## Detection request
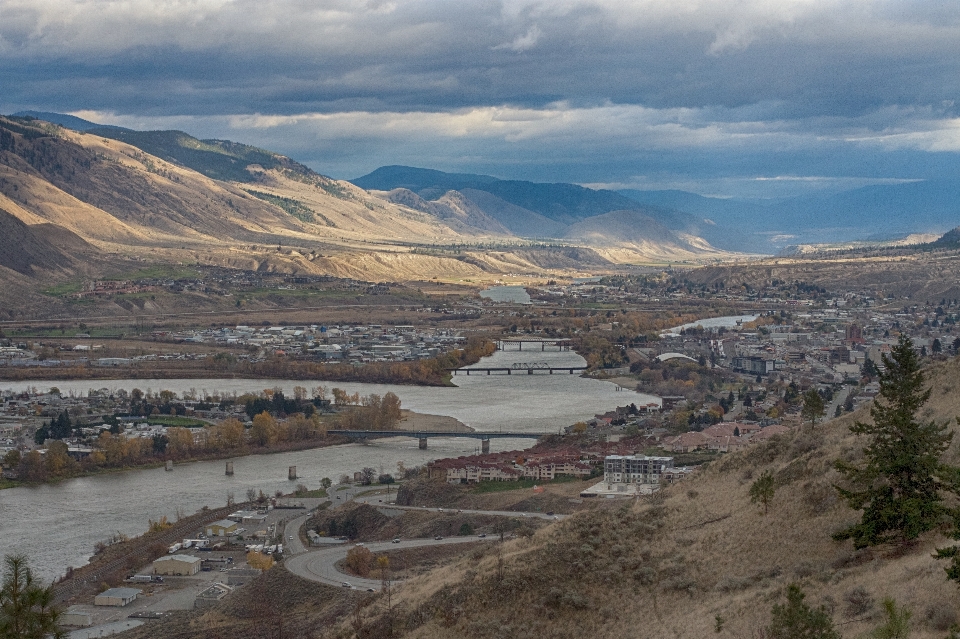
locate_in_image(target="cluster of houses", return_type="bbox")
[653,304,960,388]
[0,322,467,369]
[427,449,593,484]
[662,421,792,454]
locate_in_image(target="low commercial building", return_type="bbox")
[95,587,141,607]
[206,519,238,537]
[152,554,202,576]
[61,608,93,627]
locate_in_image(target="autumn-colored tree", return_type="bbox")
[148,516,172,533]
[17,450,46,482]
[250,412,278,447]
[331,388,349,407]
[246,551,274,571]
[378,392,402,429]
[210,418,246,449]
[44,441,73,478]
[2,449,21,470]
[345,546,373,577]
[165,428,194,459]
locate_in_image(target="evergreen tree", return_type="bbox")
[834,335,957,548]
[0,554,64,639]
[863,356,879,378]
[768,584,840,639]
[33,425,48,446]
[750,470,777,514]
[802,388,826,426]
[49,412,71,440]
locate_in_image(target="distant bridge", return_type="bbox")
[496,338,575,351]
[328,429,548,453]
[449,362,587,375]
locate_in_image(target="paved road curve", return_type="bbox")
[285,537,488,591]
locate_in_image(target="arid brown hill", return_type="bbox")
[332,354,960,639]
[0,207,79,275]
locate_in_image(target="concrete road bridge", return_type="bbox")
[496,338,575,351]
[327,429,547,453]
[449,362,587,375]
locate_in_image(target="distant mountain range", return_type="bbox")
[352,165,731,253]
[13,111,960,256]
[354,166,960,253]
[619,182,960,251]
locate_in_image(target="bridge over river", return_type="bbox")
[449,361,587,375]
[328,429,548,453]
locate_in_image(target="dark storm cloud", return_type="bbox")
[3,0,960,195]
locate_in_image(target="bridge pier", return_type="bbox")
[289,466,297,480]
[528,368,533,375]
[419,437,428,450]
[225,462,233,476]
[481,439,490,454]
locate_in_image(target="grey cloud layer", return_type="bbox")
[5,0,960,114]
[3,0,960,193]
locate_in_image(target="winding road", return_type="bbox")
[285,536,488,591]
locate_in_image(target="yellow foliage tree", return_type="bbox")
[246,551,274,571]
[345,546,373,577]
[148,515,173,533]
[250,411,278,447]
[166,427,194,459]
[216,418,246,449]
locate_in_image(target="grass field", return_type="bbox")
[469,475,579,494]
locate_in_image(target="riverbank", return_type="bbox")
[0,433,351,490]
[0,339,498,387]
[1,410,471,490]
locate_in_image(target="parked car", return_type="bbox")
[341,582,352,588]
[392,538,401,544]
[434,536,443,540]
[546,511,554,516]
[477,533,487,538]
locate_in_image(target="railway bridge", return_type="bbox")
[328,429,547,454]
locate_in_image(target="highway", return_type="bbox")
[284,536,489,591]
[282,487,567,589]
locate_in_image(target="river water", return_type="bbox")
[661,314,760,335]
[478,286,531,304]
[1,349,657,583]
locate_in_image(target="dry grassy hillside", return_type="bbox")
[330,356,960,639]
[688,252,960,303]
[0,115,741,295]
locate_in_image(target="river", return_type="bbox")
[1,349,658,582]
[2,350,657,433]
[661,314,760,335]
[478,286,531,304]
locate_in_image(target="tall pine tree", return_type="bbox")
[833,335,958,548]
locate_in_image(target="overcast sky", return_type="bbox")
[3,0,960,198]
